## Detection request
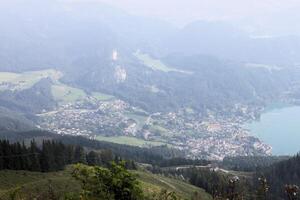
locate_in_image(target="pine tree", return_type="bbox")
[87,151,101,166]
[29,140,41,171]
[14,142,23,170]
[40,140,55,172]
[285,185,299,200]
[0,141,3,170]
[256,177,269,200]
[3,140,12,169]
[74,145,86,164]
[65,145,75,164]
[53,141,66,170]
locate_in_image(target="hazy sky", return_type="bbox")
[93,0,295,21]
[68,0,300,36]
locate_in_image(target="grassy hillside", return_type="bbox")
[0,168,80,200]
[0,69,114,104]
[134,51,192,74]
[0,167,212,200]
[0,70,61,91]
[135,170,212,200]
[92,92,114,101]
[96,135,167,147]
[51,83,86,103]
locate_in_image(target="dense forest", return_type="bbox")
[0,139,117,172]
[146,154,300,200]
[0,130,211,168]
[257,154,300,199]
[222,156,290,172]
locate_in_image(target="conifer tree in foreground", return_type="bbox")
[256,177,269,200]
[285,185,299,200]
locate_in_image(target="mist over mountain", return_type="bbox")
[1,0,300,70]
[0,0,299,113]
[0,0,300,160]
[1,1,300,199]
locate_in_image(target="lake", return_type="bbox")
[244,105,300,155]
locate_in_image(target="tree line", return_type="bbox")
[0,130,212,169]
[222,156,289,172]
[0,139,117,172]
[255,154,300,199]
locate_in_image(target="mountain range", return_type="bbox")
[0,0,300,159]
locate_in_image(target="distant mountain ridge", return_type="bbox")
[0,0,299,114]
[0,0,299,160]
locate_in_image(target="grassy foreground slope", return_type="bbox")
[0,168,80,200]
[0,167,212,200]
[135,171,212,200]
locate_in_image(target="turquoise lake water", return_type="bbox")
[245,106,300,155]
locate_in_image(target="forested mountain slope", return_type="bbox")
[0,0,300,113]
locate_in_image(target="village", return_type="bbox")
[36,97,271,160]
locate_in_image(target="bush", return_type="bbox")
[72,162,144,200]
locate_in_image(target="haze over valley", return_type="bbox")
[1,0,300,160]
[2,1,300,199]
